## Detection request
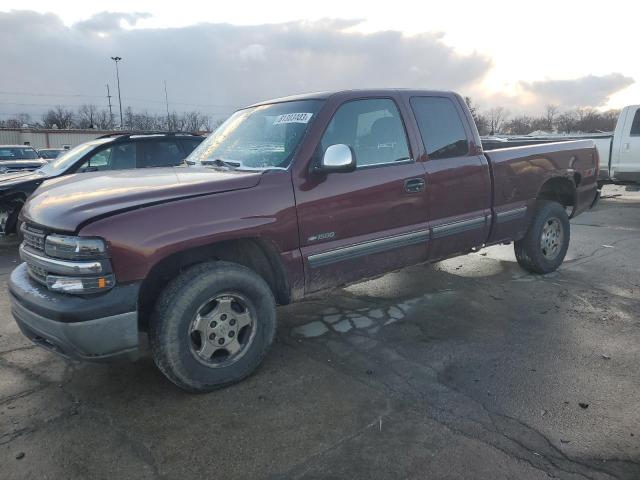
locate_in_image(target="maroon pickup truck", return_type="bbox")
[9,89,599,392]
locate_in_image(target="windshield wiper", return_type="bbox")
[200,158,242,169]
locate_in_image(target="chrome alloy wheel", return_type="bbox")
[540,217,563,260]
[188,294,256,366]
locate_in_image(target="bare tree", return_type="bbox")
[503,115,534,135]
[0,113,32,128]
[42,106,74,129]
[600,110,620,132]
[464,96,489,135]
[556,111,577,133]
[182,111,209,132]
[77,104,99,129]
[488,107,508,135]
[544,105,558,132]
[94,110,115,130]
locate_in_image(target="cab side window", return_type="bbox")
[79,144,136,172]
[138,140,183,168]
[180,138,204,156]
[630,108,640,136]
[410,97,470,159]
[321,99,410,167]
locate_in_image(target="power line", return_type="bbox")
[0,101,232,115]
[0,90,240,108]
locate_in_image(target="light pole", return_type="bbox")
[110,56,123,129]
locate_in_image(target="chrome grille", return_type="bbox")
[21,225,45,253]
[27,264,47,285]
[21,224,48,284]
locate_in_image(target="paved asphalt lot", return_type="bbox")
[0,186,639,480]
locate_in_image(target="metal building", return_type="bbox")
[0,128,117,149]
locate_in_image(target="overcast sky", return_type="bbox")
[0,1,637,122]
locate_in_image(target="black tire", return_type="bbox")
[514,200,570,274]
[16,220,24,242]
[0,200,24,237]
[149,261,276,392]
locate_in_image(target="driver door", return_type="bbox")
[293,97,429,293]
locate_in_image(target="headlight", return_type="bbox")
[45,235,107,260]
[46,274,115,294]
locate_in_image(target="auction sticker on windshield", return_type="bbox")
[273,113,313,124]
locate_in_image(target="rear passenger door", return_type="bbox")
[294,97,429,293]
[409,96,492,260]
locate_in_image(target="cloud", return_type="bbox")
[0,11,491,120]
[74,11,151,34]
[238,44,267,63]
[1,11,633,121]
[520,73,634,108]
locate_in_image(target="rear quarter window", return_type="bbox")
[410,97,470,159]
[180,138,205,155]
[630,108,640,136]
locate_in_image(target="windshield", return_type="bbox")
[39,149,63,159]
[0,147,38,160]
[188,100,324,170]
[38,138,111,175]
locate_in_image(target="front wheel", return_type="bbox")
[149,261,276,392]
[0,200,24,237]
[514,200,570,274]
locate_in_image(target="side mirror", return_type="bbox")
[316,144,356,173]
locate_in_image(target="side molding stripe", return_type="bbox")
[496,206,527,224]
[431,216,487,239]
[308,230,429,268]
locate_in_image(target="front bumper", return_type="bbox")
[9,263,141,362]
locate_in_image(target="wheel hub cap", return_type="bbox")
[540,217,563,260]
[188,294,255,366]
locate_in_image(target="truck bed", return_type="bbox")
[483,139,599,243]
[483,134,612,180]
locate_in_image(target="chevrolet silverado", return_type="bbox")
[9,89,600,392]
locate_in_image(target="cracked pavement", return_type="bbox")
[1,185,639,479]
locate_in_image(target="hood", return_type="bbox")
[0,170,47,187]
[0,159,47,171]
[22,166,264,232]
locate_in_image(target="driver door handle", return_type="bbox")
[404,177,426,193]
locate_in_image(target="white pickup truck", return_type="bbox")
[482,105,640,185]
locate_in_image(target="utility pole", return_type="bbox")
[110,56,124,129]
[164,80,170,131]
[106,84,114,128]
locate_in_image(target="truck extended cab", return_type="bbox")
[9,90,599,392]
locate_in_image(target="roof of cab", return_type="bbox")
[248,89,458,108]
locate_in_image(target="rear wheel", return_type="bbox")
[514,200,570,274]
[149,261,276,392]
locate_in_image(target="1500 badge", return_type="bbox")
[308,232,336,242]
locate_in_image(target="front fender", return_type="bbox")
[77,172,299,283]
